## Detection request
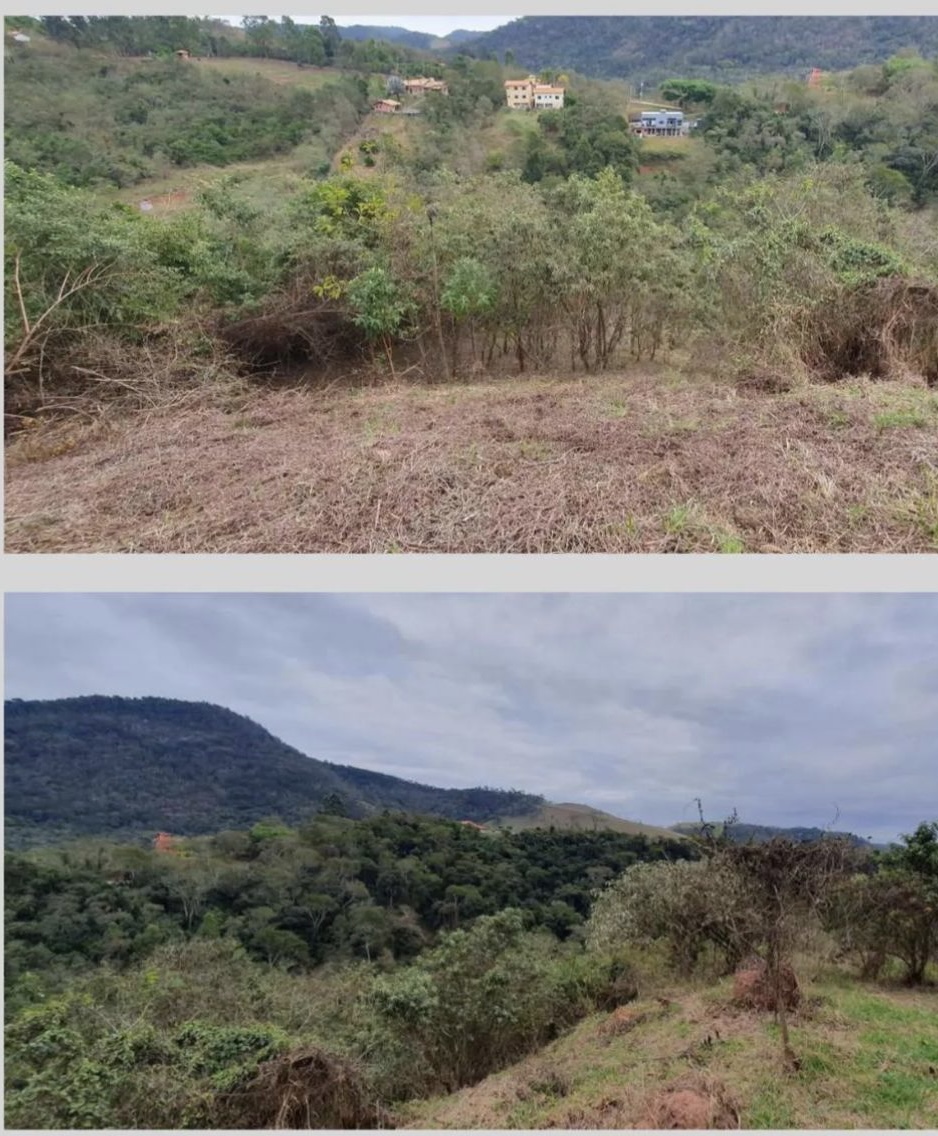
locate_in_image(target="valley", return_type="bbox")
[5,694,936,1129]
[4,623,937,1129]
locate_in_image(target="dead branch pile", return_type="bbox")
[5,325,243,428]
[219,287,365,369]
[803,277,938,384]
[215,1045,389,1130]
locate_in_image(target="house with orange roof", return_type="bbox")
[505,75,565,111]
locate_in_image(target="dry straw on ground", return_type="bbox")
[7,369,938,552]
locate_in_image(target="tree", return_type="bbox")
[659,78,719,109]
[440,257,497,374]
[319,15,341,61]
[347,265,414,376]
[714,835,859,1070]
[588,857,758,973]
[241,16,274,58]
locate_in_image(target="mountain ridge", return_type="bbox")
[454,17,938,83]
[3,695,545,847]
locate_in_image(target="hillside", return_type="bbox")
[339,24,476,50]
[3,35,370,189]
[3,696,544,846]
[496,802,688,842]
[399,976,938,1129]
[671,821,877,848]
[460,16,938,82]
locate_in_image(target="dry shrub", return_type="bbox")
[215,1045,388,1130]
[640,1075,740,1130]
[525,1062,572,1098]
[803,277,938,384]
[219,279,366,371]
[731,955,800,1013]
[599,1006,649,1039]
[5,324,244,428]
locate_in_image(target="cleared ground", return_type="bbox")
[188,55,339,91]
[397,971,938,1129]
[6,370,938,552]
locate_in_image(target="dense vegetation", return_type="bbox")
[461,17,938,84]
[589,821,938,990]
[4,815,680,1127]
[4,697,543,847]
[4,36,370,188]
[14,15,444,73]
[5,810,935,1128]
[4,814,691,987]
[7,24,938,422]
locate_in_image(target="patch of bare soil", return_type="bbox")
[732,957,801,1013]
[639,1076,740,1130]
[6,371,938,552]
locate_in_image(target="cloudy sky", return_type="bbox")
[6,593,936,844]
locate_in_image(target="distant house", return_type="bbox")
[373,98,400,114]
[505,75,565,111]
[9,32,31,43]
[807,67,824,88]
[403,76,448,95]
[460,820,486,831]
[533,84,564,110]
[505,76,535,109]
[630,109,686,137]
[174,48,191,59]
[153,831,176,853]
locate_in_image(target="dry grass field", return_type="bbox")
[7,369,938,553]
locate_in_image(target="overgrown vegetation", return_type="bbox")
[5,19,938,551]
[589,819,938,1081]
[6,811,935,1128]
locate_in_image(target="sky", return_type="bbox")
[6,593,936,845]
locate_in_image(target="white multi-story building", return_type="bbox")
[533,84,564,109]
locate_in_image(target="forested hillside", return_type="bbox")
[671,821,876,847]
[4,696,543,846]
[339,24,476,50]
[6,816,936,1129]
[5,814,693,984]
[461,17,938,83]
[4,27,372,188]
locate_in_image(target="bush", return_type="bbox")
[824,822,938,983]
[367,909,615,1096]
[588,858,761,974]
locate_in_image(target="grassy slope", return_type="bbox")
[8,371,938,553]
[398,969,938,1129]
[192,56,339,90]
[494,803,688,842]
